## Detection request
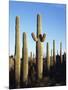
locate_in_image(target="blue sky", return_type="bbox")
[9,1,66,57]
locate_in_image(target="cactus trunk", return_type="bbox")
[15,16,20,88]
[46,42,50,70]
[53,40,56,65]
[22,32,28,83]
[36,15,43,79]
[51,49,53,66]
[36,40,43,79]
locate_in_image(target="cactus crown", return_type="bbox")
[60,42,62,49]
[16,16,19,25]
[53,40,55,50]
[31,14,46,42]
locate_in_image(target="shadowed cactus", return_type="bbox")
[30,52,33,61]
[31,14,46,80]
[51,49,53,66]
[33,53,35,59]
[46,42,50,70]
[39,34,46,42]
[15,16,20,88]
[53,40,56,65]
[22,32,28,83]
[60,42,62,64]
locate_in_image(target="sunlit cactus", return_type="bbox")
[60,42,62,64]
[31,14,46,80]
[15,16,20,88]
[46,42,50,70]
[22,32,28,83]
[53,40,56,65]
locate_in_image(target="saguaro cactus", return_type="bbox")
[46,42,50,70]
[53,40,56,65]
[30,52,32,61]
[15,16,20,87]
[31,14,46,80]
[22,32,28,83]
[50,49,53,66]
[60,42,62,64]
[33,53,35,60]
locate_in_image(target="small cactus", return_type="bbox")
[31,14,46,80]
[51,49,53,66]
[30,52,33,61]
[60,42,62,64]
[15,16,20,88]
[33,53,35,59]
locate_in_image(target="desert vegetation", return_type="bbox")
[9,14,66,89]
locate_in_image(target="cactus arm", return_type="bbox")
[42,33,46,42]
[39,33,46,42]
[31,32,38,42]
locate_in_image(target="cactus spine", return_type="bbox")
[31,14,46,80]
[60,42,62,64]
[22,32,28,83]
[46,42,50,70]
[15,16,20,87]
[53,40,56,65]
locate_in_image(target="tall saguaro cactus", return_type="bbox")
[53,40,56,65]
[15,16,20,88]
[31,14,46,80]
[60,42,62,64]
[46,42,50,70]
[22,32,28,83]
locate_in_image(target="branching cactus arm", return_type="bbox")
[39,33,46,42]
[31,32,38,42]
